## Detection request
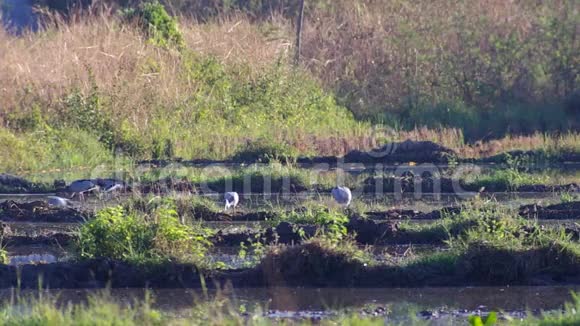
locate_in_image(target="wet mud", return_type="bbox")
[0,200,87,222]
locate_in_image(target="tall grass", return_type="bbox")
[0,8,369,172]
[0,2,578,173]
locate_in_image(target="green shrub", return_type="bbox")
[283,206,349,243]
[122,1,184,49]
[77,205,213,263]
[63,86,115,149]
[77,206,155,261]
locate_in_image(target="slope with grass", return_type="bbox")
[2,1,579,174]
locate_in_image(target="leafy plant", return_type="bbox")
[77,206,154,260]
[469,312,497,326]
[560,191,577,203]
[237,232,268,267]
[284,206,349,243]
[77,205,213,264]
[121,1,184,49]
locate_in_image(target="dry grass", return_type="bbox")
[458,132,580,158]
[0,12,292,126]
[180,14,292,67]
[301,0,576,120]
[0,2,577,172]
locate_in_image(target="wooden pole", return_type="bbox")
[294,0,305,66]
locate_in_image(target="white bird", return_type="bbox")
[104,183,124,193]
[68,179,100,201]
[331,186,352,208]
[47,196,72,208]
[95,178,124,190]
[224,192,239,212]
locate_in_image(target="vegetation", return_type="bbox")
[278,206,350,242]
[466,169,550,192]
[1,1,579,172]
[1,0,579,323]
[120,0,185,49]
[2,289,580,325]
[77,204,214,264]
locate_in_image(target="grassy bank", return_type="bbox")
[1,2,579,173]
[0,4,368,173]
[30,1,580,137]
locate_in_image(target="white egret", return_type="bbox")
[331,186,352,208]
[95,178,124,190]
[47,196,72,208]
[224,192,239,212]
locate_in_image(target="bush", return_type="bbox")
[282,206,349,243]
[77,205,213,263]
[77,206,155,261]
[121,1,184,49]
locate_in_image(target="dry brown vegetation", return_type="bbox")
[0,1,578,172]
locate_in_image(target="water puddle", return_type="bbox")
[8,254,58,266]
[5,245,68,266]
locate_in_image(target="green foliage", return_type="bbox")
[0,247,7,265]
[63,86,114,149]
[238,233,268,267]
[467,156,550,191]
[469,312,497,326]
[283,206,349,243]
[77,205,213,263]
[232,138,299,163]
[0,126,120,173]
[122,1,184,49]
[77,206,155,260]
[559,191,578,203]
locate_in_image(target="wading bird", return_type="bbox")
[224,191,239,212]
[95,178,125,191]
[47,196,72,208]
[331,186,352,208]
[68,179,99,201]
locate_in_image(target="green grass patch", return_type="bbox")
[77,204,214,265]
[202,165,312,193]
[465,169,550,192]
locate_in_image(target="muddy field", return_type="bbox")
[0,161,579,320]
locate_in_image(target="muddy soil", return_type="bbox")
[0,223,76,247]
[520,201,580,220]
[363,175,579,194]
[139,143,580,167]
[1,246,579,289]
[0,200,87,222]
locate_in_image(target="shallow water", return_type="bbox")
[1,286,578,320]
